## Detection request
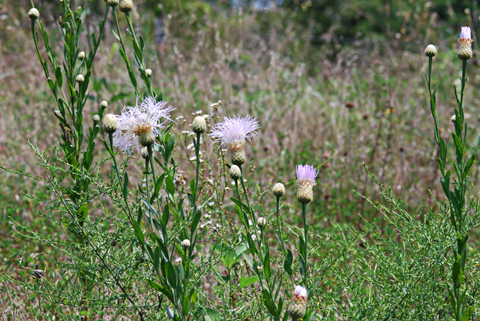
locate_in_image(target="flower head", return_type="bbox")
[288,285,307,319]
[209,115,260,165]
[272,183,285,198]
[458,26,473,60]
[28,8,40,20]
[114,96,174,153]
[296,164,318,203]
[424,44,437,57]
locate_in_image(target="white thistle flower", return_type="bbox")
[114,97,174,153]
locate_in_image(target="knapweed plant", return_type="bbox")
[425,27,478,320]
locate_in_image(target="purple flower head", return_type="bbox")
[296,164,318,183]
[209,115,260,149]
[114,96,174,153]
[460,26,471,40]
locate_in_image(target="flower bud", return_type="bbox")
[229,165,241,180]
[230,140,246,165]
[288,286,307,320]
[141,147,149,160]
[256,217,266,227]
[103,114,118,133]
[107,0,119,6]
[181,239,191,247]
[424,44,437,57]
[451,114,456,123]
[28,8,40,20]
[92,114,100,123]
[76,74,85,83]
[145,69,152,77]
[119,0,133,12]
[78,51,85,60]
[272,183,285,198]
[192,116,207,134]
[100,100,108,109]
[139,132,155,147]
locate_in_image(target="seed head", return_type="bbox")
[145,69,152,77]
[424,44,437,57]
[103,114,118,133]
[93,114,100,123]
[28,8,40,20]
[192,116,207,134]
[181,239,191,247]
[119,0,133,12]
[256,217,266,227]
[107,0,119,6]
[78,51,85,60]
[296,164,318,204]
[229,165,241,180]
[76,74,85,83]
[458,26,473,60]
[288,285,307,320]
[272,183,285,198]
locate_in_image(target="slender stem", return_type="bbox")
[276,196,294,287]
[195,132,201,207]
[147,144,161,212]
[145,157,149,201]
[302,202,308,287]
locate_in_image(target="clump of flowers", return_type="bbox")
[288,285,308,320]
[458,26,473,60]
[114,96,174,153]
[209,115,260,165]
[296,164,318,204]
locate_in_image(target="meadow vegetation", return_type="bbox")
[2,0,480,320]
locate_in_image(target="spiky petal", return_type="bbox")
[114,96,174,153]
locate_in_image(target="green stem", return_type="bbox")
[194,132,201,207]
[302,202,308,287]
[145,157,149,201]
[276,196,294,287]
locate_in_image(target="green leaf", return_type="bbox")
[165,175,175,195]
[190,210,201,237]
[123,172,129,200]
[262,289,279,319]
[55,66,62,88]
[264,250,271,282]
[239,275,258,288]
[460,305,475,321]
[132,220,145,245]
[284,250,293,276]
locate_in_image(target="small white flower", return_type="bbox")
[195,110,203,115]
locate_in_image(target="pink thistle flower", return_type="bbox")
[209,115,260,165]
[296,164,318,203]
[288,285,308,319]
[458,26,473,60]
[113,97,174,153]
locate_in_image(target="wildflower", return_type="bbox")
[229,165,242,180]
[181,239,191,247]
[192,116,207,134]
[92,114,100,123]
[145,69,152,77]
[28,8,40,20]
[296,164,318,204]
[78,51,85,60]
[103,114,118,133]
[209,115,260,165]
[424,44,437,57]
[256,217,266,227]
[458,26,473,60]
[272,183,285,198]
[114,97,174,153]
[288,285,308,319]
[119,0,133,12]
[76,74,85,83]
